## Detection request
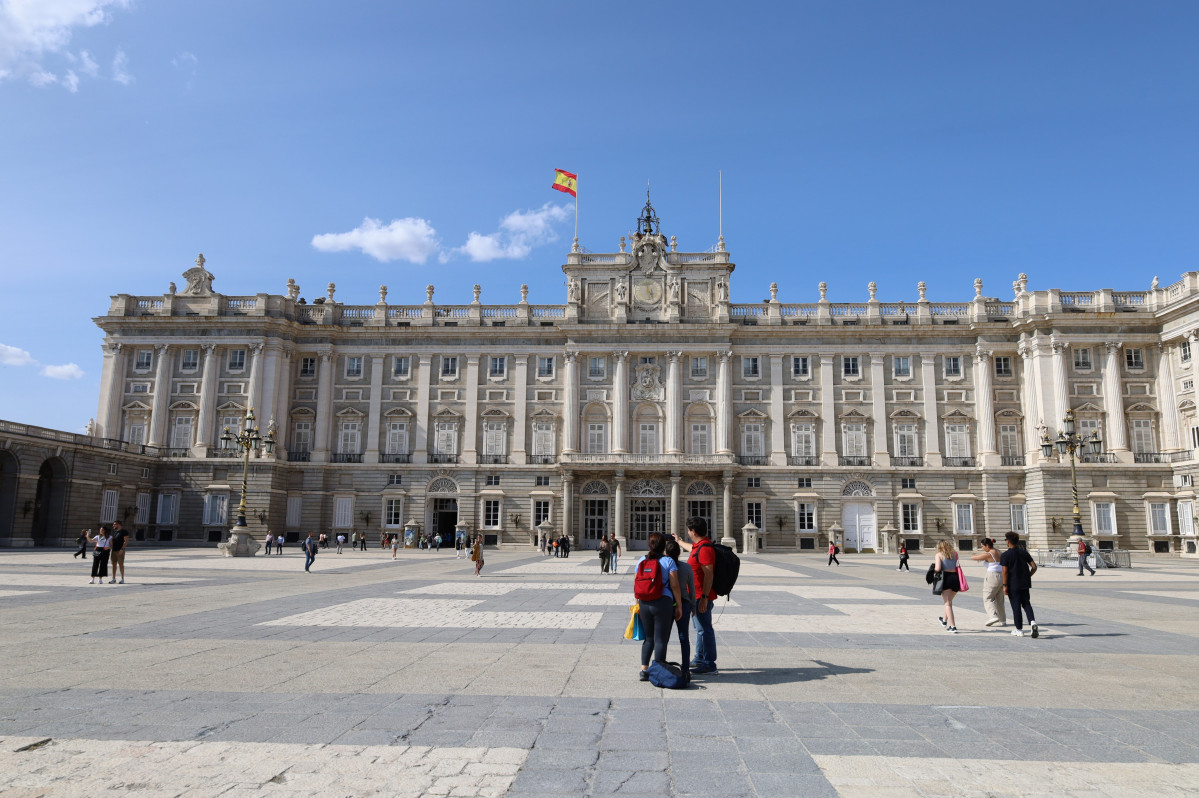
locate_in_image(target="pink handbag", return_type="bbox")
[957,566,970,592]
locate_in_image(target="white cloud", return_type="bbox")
[62,68,78,92]
[78,49,98,76]
[0,343,35,366]
[453,202,572,262]
[41,363,84,380]
[172,50,197,71]
[311,217,441,264]
[111,47,130,84]
[0,0,132,88]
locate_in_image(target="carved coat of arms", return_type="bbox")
[631,363,664,401]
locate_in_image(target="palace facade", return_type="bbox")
[4,198,1199,556]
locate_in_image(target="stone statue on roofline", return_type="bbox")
[181,253,215,296]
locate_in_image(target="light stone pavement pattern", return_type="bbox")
[1,546,1198,797]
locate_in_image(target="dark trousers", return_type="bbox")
[304,551,315,571]
[639,596,675,667]
[74,543,87,558]
[1008,588,1035,629]
[1078,554,1094,575]
[899,556,909,570]
[91,550,110,578]
[674,600,692,675]
[828,553,840,565]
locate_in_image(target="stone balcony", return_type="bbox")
[559,452,736,467]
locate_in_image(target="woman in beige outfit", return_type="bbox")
[971,537,1007,627]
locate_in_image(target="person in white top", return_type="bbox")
[336,534,345,554]
[971,538,1007,627]
[89,527,112,584]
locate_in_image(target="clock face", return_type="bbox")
[633,278,662,305]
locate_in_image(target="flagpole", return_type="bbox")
[573,173,579,252]
[717,170,725,252]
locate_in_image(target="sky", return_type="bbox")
[1,1,1197,431]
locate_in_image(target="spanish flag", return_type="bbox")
[551,168,577,197]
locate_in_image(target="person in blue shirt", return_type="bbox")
[636,532,683,682]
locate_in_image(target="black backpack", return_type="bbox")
[1084,543,1093,555]
[698,539,741,598]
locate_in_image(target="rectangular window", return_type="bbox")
[791,423,816,457]
[385,498,403,527]
[219,415,241,448]
[485,475,500,487]
[945,424,970,458]
[691,357,708,379]
[100,489,119,523]
[588,357,605,378]
[1010,504,1027,533]
[743,423,764,456]
[156,493,178,525]
[1073,348,1092,370]
[125,423,145,446]
[999,424,1020,456]
[792,356,809,378]
[797,477,812,489]
[1079,417,1101,442]
[393,356,410,378]
[1149,502,1170,535]
[746,477,761,489]
[300,356,317,378]
[483,499,501,528]
[534,500,552,526]
[1125,348,1144,370]
[893,356,911,378]
[228,349,246,371]
[489,356,506,378]
[843,423,866,457]
[483,422,507,456]
[386,422,408,455]
[202,494,228,526]
[338,422,360,454]
[901,477,917,490]
[954,504,974,534]
[387,474,402,486]
[1183,341,1193,363]
[334,497,353,528]
[1131,419,1154,453]
[442,356,458,377]
[586,423,607,454]
[435,422,457,455]
[746,502,763,530]
[286,496,302,527]
[843,356,860,378]
[639,356,656,365]
[1179,501,1195,536]
[170,417,193,449]
[994,356,1013,377]
[690,423,710,455]
[535,476,551,487]
[743,356,760,378]
[135,350,153,370]
[944,356,962,378]
[1094,502,1115,535]
[345,356,363,378]
[537,357,554,378]
[135,492,150,525]
[894,424,918,458]
[292,421,312,453]
[532,422,554,456]
[1193,425,1199,450]
[181,349,199,370]
[638,423,659,455]
[797,502,815,531]
[902,503,921,532]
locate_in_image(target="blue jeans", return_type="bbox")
[304,551,315,571]
[675,600,693,672]
[639,596,675,667]
[692,600,716,668]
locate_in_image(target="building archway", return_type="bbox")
[0,450,18,543]
[31,457,68,547]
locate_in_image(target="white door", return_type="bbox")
[842,502,877,551]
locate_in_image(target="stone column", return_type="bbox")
[562,352,579,453]
[273,348,292,453]
[1102,341,1128,452]
[666,352,682,454]
[1050,338,1070,431]
[311,351,334,462]
[463,355,480,464]
[1019,340,1042,457]
[722,472,734,542]
[413,354,433,463]
[612,351,629,453]
[869,353,888,465]
[512,353,529,463]
[193,344,219,452]
[613,471,626,549]
[717,351,733,454]
[974,347,997,464]
[920,352,941,466]
[365,355,384,463]
[1157,344,1180,450]
[247,342,265,416]
[819,354,837,465]
[770,354,786,465]
[147,344,173,447]
[563,472,574,544]
[95,342,125,440]
[669,471,681,539]
[257,345,280,434]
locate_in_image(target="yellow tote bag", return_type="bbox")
[624,604,639,640]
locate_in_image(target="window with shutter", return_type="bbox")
[101,490,119,523]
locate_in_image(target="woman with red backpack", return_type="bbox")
[634,532,683,682]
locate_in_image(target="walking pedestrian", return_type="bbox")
[434,533,442,552]
[391,534,400,560]
[635,532,683,682]
[539,532,547,555]
[1076,537,1096,576]
[897,544,909,571]
[561,535,571,558]
[302,532,319,573]
[319,532,328,549]
[89,527,111,584]
[971,537,1006,627]
[664,537,695,687]
[610,536,620,573]
[1001,531,1039,638]
[599,535,611,573]
[263,533,273,555]
[933,540,962,633]
[109,520,129,584]
[74,529,89,559]
[828,540,840,566]
[687,516,719,675]
[276,534,285,554]
[471,534,485,576]
[336,534,345,554]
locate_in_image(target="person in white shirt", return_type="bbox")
[89,528,112,584]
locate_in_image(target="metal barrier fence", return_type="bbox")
[1035,548,1132,569]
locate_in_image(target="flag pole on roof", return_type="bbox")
[551,169,579,251]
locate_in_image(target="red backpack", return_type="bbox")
[633,557,664,601]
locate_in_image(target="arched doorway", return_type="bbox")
[0,450,18,543]
[426,477,459,545]
[31,458,68,547]
[840,480,876,553]
[628,478,666,551]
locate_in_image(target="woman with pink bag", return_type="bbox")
[933,540,962,634]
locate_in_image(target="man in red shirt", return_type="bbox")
[1076,537,1096,576]
[686,516,718,675]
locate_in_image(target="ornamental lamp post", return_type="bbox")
[220,407,276,531]
[1040,408,1103,539]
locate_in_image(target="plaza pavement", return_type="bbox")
[0,544,1197,797]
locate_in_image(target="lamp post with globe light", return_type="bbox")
[220,408,275,532]
[1041,408,1103,539]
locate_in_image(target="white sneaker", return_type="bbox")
[109,579,116,584]
[938,617,948,628]
[985,617,1002,627]
[118,579,124,584]
[89,578,95,584]
[1011,629,1025,637]
[947,626,958,634]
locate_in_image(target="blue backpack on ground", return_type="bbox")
[647,660,686,689]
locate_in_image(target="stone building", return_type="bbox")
[4,198,1199,556]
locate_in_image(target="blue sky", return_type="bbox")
[2,1,1197,430]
